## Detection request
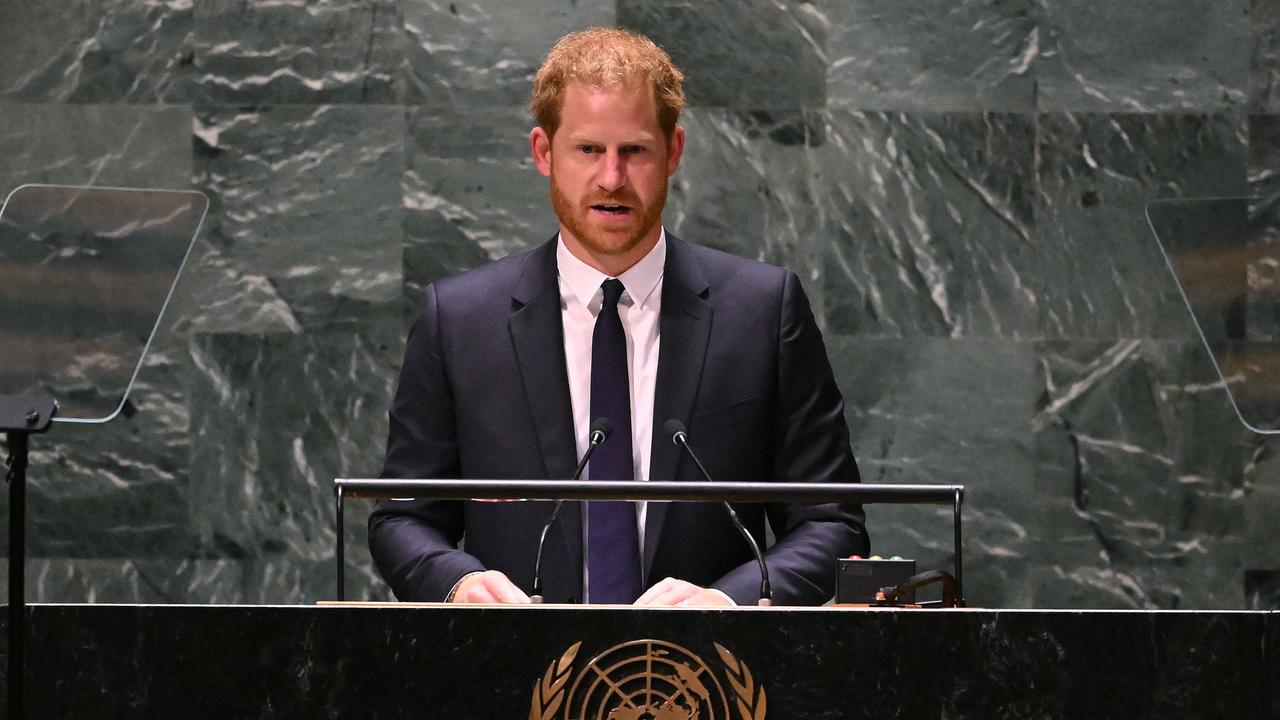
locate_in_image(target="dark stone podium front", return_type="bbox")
[1,604,1274,718]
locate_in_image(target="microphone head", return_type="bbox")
[662,418,687,441]
[590,417,614,441]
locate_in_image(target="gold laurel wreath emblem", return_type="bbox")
[529,641,580,720]
[714,642,767,720]
[528,640,767,720]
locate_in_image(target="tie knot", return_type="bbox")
[601,278,625,309]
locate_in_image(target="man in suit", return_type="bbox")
[369,27,868,606]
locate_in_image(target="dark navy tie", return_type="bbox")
[587,278,643,603]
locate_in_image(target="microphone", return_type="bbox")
[663,419,773,607]
[531,417,613,603]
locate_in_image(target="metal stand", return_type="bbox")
[953,488,964,606]
[335,485,345,602]
[2,393,56,720]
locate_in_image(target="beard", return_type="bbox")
[550,173,667,259]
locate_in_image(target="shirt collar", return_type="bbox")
[556,229,666,310]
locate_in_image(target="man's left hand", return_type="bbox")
[633,577,734,607]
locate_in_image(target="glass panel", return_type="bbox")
[0,184,207,423]
[1147,196,1280,434]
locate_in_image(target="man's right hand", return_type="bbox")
[449,570,531,604]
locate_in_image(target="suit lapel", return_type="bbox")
[644,235,712,581]
[508,239,583,591]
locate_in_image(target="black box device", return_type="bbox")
[835,557,917,604]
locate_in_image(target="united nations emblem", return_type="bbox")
[529,639,767,720]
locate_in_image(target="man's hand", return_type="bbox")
[633,577,734,607]
[450,570,531,604]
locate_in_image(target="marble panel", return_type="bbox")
[820,111,1039,338]
[244,553,392,604]
[1250,113,1280,201]
[1244,118,1280,356]
[0,333,195,561]
[160,236,305,337]
[0,0,194,103]
[403,0,614,109]
[826,0,1038,113]
[667,109,827,314]
[1245,569,1280,609]
[190,104,404,332]
[0,554,390,605]
[617,0,827,109]
[1251,0,1280,112]
[336,513,397,602]
[0,103,192,191]
[1031,340,1254,609]
[0,558,242,604]
[827,336,1038,608]
[402,105,554,316]
[1034,0,1249,112]
[1032,113,1248,340]
[193,0,405,105]
[1241,433,1280,582]
[185,329,399,604]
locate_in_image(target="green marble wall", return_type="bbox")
[1,0,1278,609]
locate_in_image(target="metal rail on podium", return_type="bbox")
[333,478,965,604]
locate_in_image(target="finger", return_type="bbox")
[655,585,699,606]
[497,577,532,604]
[637,590,681,607]
[457,572,508,603]
[473,573,525,604]
[634,577,679,606]
[637,581,694,607]
[458,583,497,604]
[676,590,727,607]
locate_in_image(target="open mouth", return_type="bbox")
[590,203,632,215]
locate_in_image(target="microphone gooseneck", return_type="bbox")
[665,419,773,607]
[531,418,614,603]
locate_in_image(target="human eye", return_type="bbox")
[578,144,601,155]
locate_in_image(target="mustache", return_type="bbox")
[585,191,641,206]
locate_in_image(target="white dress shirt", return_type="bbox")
[557,231,665,599]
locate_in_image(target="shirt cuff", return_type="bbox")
[708,588,738,606]
[445,571,484,602]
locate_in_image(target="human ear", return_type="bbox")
[530,127,552,177]
[666,125,685,176]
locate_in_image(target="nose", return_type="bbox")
[596,150,627,193]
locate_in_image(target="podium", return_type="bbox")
[0,603,1272,718]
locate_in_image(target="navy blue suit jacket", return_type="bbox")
[368,234,869,605]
